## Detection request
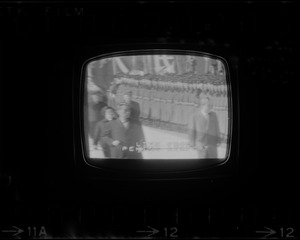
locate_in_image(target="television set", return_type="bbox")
[72,44,240,185]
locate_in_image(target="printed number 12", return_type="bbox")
[280,228,294,238]
[164,227,178,238]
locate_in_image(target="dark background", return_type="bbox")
[0,0,297,239]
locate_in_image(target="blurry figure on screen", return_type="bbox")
[105,104,145,159]
[123,90,140,122]
[188,95,221,158]
[93,107,116,157]
[107,78,121,109]
[88,91,107,140]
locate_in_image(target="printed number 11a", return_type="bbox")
[27,226,47,237]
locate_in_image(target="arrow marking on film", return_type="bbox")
[137,226,159,237]
[255,226,276,238]
[2,226,24,236]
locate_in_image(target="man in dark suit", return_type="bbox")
[187,95,221,158]
[104,104,145,159]
[123,90,141,123]
[93,107,116,157]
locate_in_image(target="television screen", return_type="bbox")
[82,51,231,170]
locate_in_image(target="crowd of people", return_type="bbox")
[87,89,144,159]
[107,76,228,137]
[87,75,229,159]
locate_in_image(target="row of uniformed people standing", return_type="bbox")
[107,78,228,139]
